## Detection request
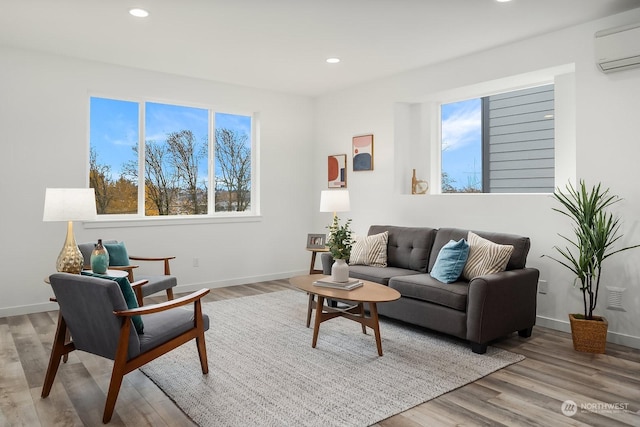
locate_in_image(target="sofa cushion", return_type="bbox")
[350,231,388,267]
[368,225,437,273]
[462,232,514,280]
[430,238,470,283]
[349,265,420,286]
[429,228,530,272]
[388,274,469,311]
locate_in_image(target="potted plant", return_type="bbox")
[545,180,640,353]
[326,216,353,282]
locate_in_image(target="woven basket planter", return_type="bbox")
[569,314,608,354]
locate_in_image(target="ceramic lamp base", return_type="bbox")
[56,221,83,274]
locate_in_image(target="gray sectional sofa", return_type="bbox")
[321,225,539,353]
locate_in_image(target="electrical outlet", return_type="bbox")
[193,257,199,267]
[538,280,548,294]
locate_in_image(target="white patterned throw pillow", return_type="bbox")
[349,231,389,267]
[462,231,514,280]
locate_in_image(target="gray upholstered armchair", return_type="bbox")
[79,240,177,306]
[42,273,210,423]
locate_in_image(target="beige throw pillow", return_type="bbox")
[349,231,389,267]
[462,231,514,280]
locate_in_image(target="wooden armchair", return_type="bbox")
[79,241,177,306]
[42,273,210,424]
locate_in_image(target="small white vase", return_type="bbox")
[331,258,349,283]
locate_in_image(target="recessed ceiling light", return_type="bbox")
[496,0,512,2]
[129,8,149,18]
[326,58,340,64]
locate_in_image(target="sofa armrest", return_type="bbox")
[320,252,334,275]
[466,268,539,346]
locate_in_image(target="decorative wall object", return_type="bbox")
[353,134,374,171]
[328,154,347,187]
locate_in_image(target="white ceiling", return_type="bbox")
[1,0,639,96]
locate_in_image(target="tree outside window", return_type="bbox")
[89,97,253,216]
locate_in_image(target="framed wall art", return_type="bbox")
[353,134,374,171]
[328,154,347,188]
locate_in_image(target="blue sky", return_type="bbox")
[90,97,251,181]
[441,98,482,190]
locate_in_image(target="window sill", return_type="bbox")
[83,214,263,229]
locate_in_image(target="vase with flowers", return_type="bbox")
[327,216,353,282]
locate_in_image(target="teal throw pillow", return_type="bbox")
[104,241,130,266]
[431,239,470,284]
[81,271,144,334]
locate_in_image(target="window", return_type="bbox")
[441,84,555,193]
[89,97,254,217]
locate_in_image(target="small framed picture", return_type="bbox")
[306,234,326,249]
[353,134,374,171]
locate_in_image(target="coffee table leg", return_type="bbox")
[306,293,314,328]
[369,302,383,356]
[358,302,366,334]
[312,295,325,348]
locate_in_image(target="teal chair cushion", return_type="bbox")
[103,241,130,266]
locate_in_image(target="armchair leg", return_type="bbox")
[104,321,133,423]
[166,288,174,301]
[196,334,209,374]
[103,367,125,423]
[42,313,69,398]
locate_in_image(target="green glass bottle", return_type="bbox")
[90,239,109,274]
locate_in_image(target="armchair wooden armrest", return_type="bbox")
[114,288,210,317]
[128,255,176,275]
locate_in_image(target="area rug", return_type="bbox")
[140,290,524,427]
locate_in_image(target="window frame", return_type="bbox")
[86,94,260,226]
[439,84,556,194]
[428,65,575,195]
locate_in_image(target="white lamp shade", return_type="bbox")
[320,190,350,213]
[43,188,98,222]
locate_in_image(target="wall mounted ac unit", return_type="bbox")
[595,22,640,73]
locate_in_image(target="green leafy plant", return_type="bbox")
[545,180,640,320]
[326,216,353,260]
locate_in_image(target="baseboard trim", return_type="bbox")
[536,315,640,350]
[0,301,59,318]
[0,270,307,318]
[172,269,307,294]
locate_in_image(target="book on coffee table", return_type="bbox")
[313,278,363,290]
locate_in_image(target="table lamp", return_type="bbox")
[43,188,97,274]
[319,190,350,218]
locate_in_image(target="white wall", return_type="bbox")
[314,8,640,348]
[0,47,315,316]
[3,8,640,349]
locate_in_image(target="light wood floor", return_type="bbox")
[1,279,639,426]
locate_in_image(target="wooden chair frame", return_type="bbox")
[110,255,176,306]
[41,287,210,424]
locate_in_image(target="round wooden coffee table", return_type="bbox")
[290,274,401,356]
